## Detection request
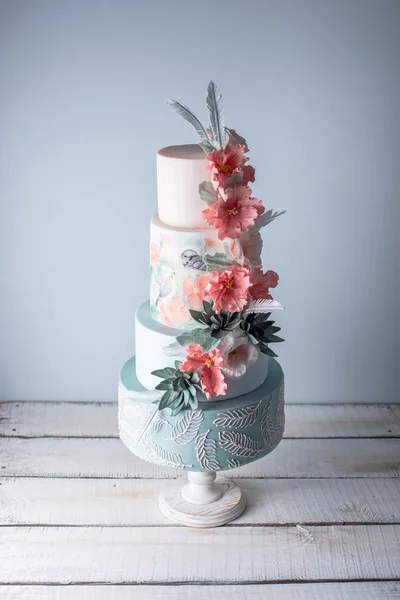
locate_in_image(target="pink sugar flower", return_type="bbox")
[206,144,247,190]
[158,297,190,327]
[203,186,264,240]
[182,275,211,309]
[207,266,251,314]
[150,243,161,268]
[249,267,279,300]
[180,344,227,400]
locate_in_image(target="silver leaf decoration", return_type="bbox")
[195,429,220,470]
[198,181,218,205]
[167,99,211,144]
[145,441,192,469]
[219,431,262,458]
[166,410,204,446]
[206,81,228,150]
[227,458,242,469]
[224,171,244,188]
[203,252,237,271]
[213,401,261,429]
[251,209,286,232]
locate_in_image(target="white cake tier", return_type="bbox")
[157,145,210,229]
[150,215,242,329]
[135,301,269,401]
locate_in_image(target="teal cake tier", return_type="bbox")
[119,355,285,472]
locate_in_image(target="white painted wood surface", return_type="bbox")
[1,401,400,597]
[1,582,399,600]
[2,436,399,478]
[1,525,400,584]
[2,477,400,526]
[1,401,399,438]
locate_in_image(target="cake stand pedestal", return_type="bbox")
[118,355,284,528]
[159,471,245,528]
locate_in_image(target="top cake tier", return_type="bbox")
[157,144,211,229]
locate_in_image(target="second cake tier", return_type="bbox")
[150,215,243,329]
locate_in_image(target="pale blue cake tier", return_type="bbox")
[119,355,285,472]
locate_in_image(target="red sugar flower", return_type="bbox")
[207,266,251,314]
[202,186,264,240]
[180,344,227,400]
[249,267,279,300]
[206,144,247,190]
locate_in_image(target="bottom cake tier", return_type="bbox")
[119,355,285,472]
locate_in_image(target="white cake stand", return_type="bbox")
[158,471,246,528]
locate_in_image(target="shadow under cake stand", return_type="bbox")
[119,356,284,528]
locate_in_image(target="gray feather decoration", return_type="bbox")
[251,209,286,232]
[206,81,228,150]
[167,100,213,151]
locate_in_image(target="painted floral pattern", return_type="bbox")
[150,222,236,329]
[182,275,212,309]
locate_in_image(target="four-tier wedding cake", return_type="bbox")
[119,82,285,480]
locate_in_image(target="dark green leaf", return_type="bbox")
[188,395,198,410]
[151,367,176,379]
[203,300,214,316]
[155,380,173,391]
[159,389,178,410]
[266,334,285,343]
[187,383,197,397]
[171,404,185,417]
[259,345,278,358]
[189,309,208,324]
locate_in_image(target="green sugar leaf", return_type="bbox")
[199,181,218,205]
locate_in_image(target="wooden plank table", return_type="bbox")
[1,402,399,598]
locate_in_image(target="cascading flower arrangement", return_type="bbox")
[152,82,285,414]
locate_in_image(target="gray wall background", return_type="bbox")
[1,0,399,403]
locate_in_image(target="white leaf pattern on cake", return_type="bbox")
[166,410,204,446]
[144,414,170,438]
[227,458,242,469]
[195,429,220,470]
[219,431,262,457]
[260,395,277,447]
[145,441,192,469]
[276,381,285,434]
[213,401,261,429]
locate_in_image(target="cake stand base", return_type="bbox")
[159,471,245,528]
